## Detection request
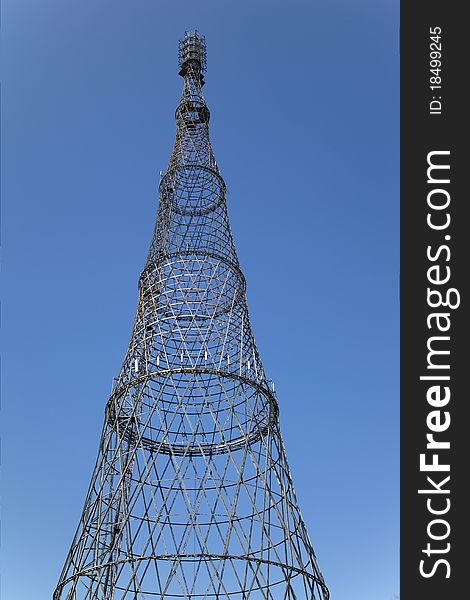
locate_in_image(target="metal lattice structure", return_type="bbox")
[54,32,329,600]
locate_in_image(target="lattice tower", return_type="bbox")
[54,31,329,600]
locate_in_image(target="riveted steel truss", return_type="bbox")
[54,31,329,600]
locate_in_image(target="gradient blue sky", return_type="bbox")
[2,1,399,598]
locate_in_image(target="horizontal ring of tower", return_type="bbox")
[106,367,278,456]
[55,552,327,597]
[115,419,270,456]
[139,251,246,321]
[175,99,210,126]
[109,369,278,402]
[159,164,225,217]
[146,250,244,284]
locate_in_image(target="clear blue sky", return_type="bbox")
[2,1,399,598]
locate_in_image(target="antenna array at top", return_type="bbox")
[178,30,207,74]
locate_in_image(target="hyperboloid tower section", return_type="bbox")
[54,32,329,600]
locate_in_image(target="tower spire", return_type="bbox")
[54,34,329,600]
[178,30,207,83]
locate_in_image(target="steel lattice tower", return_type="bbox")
[54,32,329,600]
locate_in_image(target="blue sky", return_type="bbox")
[2,0,399,598]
